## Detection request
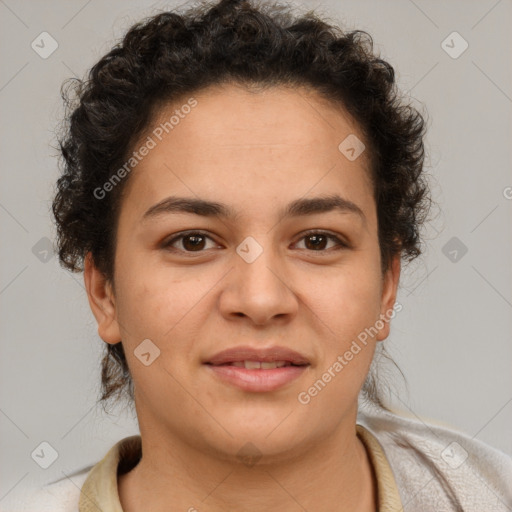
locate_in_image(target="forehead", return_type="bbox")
[149,83,367,157]
[122,83,374,221]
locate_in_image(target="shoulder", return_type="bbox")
[16,467,91,512]
[357,404,512,511]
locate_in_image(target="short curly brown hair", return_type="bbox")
[53,0,429,413]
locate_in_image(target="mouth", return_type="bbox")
[203,346,311,392]
[204,346,311,367]
[206,360,308,369]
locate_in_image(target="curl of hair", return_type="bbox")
[53,0,430,412]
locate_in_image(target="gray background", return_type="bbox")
[1,0,511,506]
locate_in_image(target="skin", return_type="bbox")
[84,83,401,512]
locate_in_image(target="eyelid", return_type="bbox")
[161,229,349,254]
[295,228,346,240]
[294,229,349,250]
[161,230,218,252]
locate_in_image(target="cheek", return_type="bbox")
[113,248,220,373]
[305,259,383,385]
[115,274,194,342]
[113,254,160,349]
[315,262,383,331]
[297,272,381,419]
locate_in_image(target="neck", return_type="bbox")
[118,411,377,512]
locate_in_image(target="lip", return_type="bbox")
[205,364,309,392]
[203,345,310,392]
[204,345,310,366]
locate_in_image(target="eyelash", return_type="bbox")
[161,230,348,255]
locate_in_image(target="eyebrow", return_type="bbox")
[142,194,366,224]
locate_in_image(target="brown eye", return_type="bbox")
[295,231,347,252]
[162,230,347,255]
[162,231,217,253]
[181,234,207,251]
[304,233,328,250]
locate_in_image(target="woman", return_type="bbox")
[25,0,512,510]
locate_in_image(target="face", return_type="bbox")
[85,83,400,462]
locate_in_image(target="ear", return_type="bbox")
[376,253,401,342]
[83,252,121,345]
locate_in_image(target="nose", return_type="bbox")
[218,241,298,326]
